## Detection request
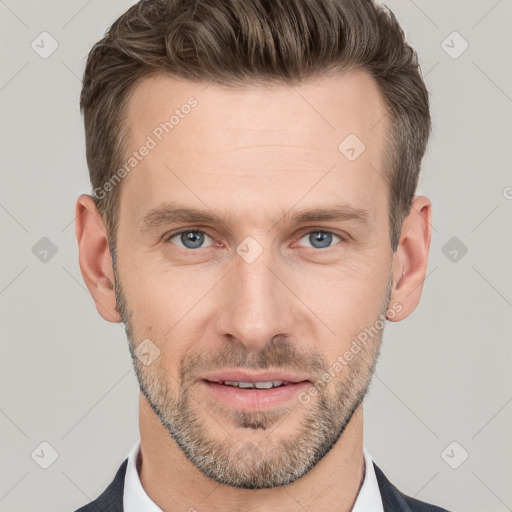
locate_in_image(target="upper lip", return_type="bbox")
[200,370,311,384]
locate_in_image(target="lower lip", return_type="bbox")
[199,380,311,411]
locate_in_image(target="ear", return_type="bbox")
[388,195,432,322]
[75,194,121,323]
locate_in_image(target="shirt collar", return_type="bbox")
[123,440,163,512]
[352,446,384,512]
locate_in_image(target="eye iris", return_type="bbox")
[310,231,332,249]
[181,231,204,249]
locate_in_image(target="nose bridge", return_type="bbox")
[218,242,293,351]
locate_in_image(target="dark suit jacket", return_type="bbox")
[74,458,452,511]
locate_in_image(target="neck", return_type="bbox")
[138,394,365,512]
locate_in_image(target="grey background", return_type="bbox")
[1,1,511,511]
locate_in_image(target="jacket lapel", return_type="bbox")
[373,461,411,511]
[74,458,128,512]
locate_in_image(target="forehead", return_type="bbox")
[119,70,391,229]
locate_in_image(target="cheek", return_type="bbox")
[123,264,215,344]
[296,260,386,323]
[289,266,388,374]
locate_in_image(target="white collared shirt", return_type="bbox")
[123,440,384,511]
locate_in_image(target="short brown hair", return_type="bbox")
[80,0,431,254]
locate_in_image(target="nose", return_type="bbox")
[215,248,297,352]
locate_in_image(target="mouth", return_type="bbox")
[202,379,304,389]
[199,370,311,386]
[198,372,312,411]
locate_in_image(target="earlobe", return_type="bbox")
[387,195,432,322]
[75,194,122,323]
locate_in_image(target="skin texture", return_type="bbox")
[75,69,432,511]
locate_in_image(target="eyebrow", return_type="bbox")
[138,202,370,233]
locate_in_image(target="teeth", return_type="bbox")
[224,380,241,387]
[254,382,274,389]
[222,380,286,389]
[238,382,257,389]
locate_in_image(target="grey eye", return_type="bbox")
[299,231,341,249]
[169,230,214,249]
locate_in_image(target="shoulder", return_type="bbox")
[73,458,128,512]
[373,461,453,512]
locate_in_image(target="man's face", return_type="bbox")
[113,70,395,489]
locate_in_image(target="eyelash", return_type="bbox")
[163,228,347,250]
